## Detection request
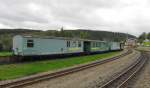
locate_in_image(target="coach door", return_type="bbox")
[83,41,91,52]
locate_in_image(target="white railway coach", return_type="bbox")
[13,35,85,56]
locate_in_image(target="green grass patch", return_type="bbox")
[0,52,13,57]
[0,51,121,80]
[143,42,150,47]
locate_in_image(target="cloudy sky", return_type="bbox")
[0,0,150,36]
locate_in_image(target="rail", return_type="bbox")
[100,51,148,88]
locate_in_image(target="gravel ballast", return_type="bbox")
[130,52,150,88]
[24,50,140,88]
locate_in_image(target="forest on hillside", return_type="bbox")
[138,32,150,43]
[0,28,136,51]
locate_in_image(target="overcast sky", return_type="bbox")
[0,0,150,36]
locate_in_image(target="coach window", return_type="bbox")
[67,41,70,47]
[102,43,104,46]
[27,39,34,48]
[99,43,101,47]
[93,42,95,47]
[78,41,81,47]
[73,41,76,47]
[95,42,97,47]
[96,42,97,47]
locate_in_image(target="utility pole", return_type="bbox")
[126,32,128,45]
[126,32,128,40]
[145,33,147,40]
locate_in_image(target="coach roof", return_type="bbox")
[15,35,107,42]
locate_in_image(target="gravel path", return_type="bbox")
[24,50,140,88]
[137,47,150,52]
[129,52,150,88]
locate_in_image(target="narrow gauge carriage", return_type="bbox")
[13,35,123,56]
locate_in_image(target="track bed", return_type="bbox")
[0,50,131,88]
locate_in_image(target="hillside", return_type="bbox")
[0,29,136,51]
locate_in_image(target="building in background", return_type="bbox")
[125,38,137,47]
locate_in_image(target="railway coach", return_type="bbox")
[13,35,123,56]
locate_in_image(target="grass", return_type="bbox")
[0,51,121,80]
[143,42,150,47]
[0,52,13,57]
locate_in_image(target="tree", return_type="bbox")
[79,31,89,39]
[138,32,147,43]
[0,34,12,51]
[0,43,3,51]
[147,32,150,40]
[60,27,65,37]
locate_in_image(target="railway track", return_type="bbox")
[0,50,132,88]
[99,51,148,88]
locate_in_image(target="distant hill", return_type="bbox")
[63,29,136,41]
[0,28,136,51]
[0,28,41,35]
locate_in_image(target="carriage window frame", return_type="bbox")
[99,43,101,47]
[27,39,34,48]
[73,41,76,47]
[93,42,96,47]
[96,42,99,47]
[67,41,70,47]
[95,42,97,47]
[78,41,81,47]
